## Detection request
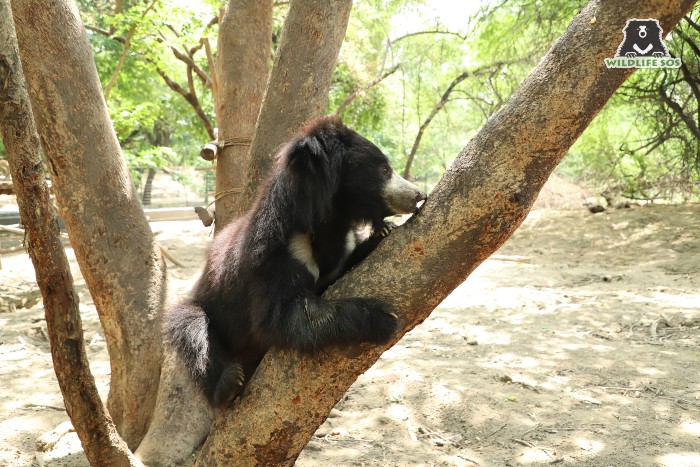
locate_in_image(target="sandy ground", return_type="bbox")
[1,203,699,466]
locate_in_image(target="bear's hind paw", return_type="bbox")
[212,363,246,407]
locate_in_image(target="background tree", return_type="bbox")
[566,12,700,201]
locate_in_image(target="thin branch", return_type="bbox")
[659,85,700,141]
[335,64,400,115]
[101,0,158,100]
[202,37,218,111]
[154,65,215,140]
[85,24,123,40]
[683,15,700,34]
[403,62,509,179]
[675,29,700,60]
[167,43,211,87]
[391,29,467,44]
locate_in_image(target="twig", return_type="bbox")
[521,423,541,438]
[488,254,531,263]
[158,243,183,267]
[511,438,536,448]
[483,423,507,439]
[405,420,418,443]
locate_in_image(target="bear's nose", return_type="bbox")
[415,189,427,202]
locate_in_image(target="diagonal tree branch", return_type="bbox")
[402,61,514,179]
[402,70,470,179]
[154,65,215,139]
[659,84,700,141]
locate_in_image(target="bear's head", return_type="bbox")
[283,116,426,226]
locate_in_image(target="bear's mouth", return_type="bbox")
[382,171,427,215]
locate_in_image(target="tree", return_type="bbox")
[5,0,696,465]
[238,0,354,212]
[0,1,137,464]
[11,0,167,450]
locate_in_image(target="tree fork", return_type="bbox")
[238,0,354,212]
[0,2,138,465]
[196,0,695,464]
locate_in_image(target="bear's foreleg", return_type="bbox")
[270,295,398,352]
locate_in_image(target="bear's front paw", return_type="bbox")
[364,299,399,344]
[372,220,398,239]
[652,52,665,58]
[625,52,637,58]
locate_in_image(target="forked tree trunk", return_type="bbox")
[196,0,695,463]
[238,0,354,212]
[213,0,273,229]
[11,0,167,449]
[0,2,138,465]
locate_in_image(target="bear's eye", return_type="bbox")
[380,164,391,177]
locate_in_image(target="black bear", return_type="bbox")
[166,116,427,407]
[616,19,669,58]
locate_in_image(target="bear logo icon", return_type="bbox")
[616,19,669,58]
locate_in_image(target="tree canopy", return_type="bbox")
[60,0,699,203]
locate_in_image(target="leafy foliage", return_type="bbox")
[72,0,700,202]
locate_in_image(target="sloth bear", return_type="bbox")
[616,19,669,58]
[166,116,427,407]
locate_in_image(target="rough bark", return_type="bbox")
[196,0,694,464]
[238,0,354,212]
[214,0,273,229]
[12,0,167,449]
[0,2,139,465]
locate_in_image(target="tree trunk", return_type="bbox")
[213,0,273,230]
[12,0,167,449]
[238,0,354,212]
[195,0,694,464]
[0,2,139,465]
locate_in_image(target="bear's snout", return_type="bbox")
[383,171,427,215]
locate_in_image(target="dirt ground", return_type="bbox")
[1,202,699,466]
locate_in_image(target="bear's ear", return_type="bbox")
[286,135,328,175]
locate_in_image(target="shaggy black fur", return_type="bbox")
[166,116,426,407]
